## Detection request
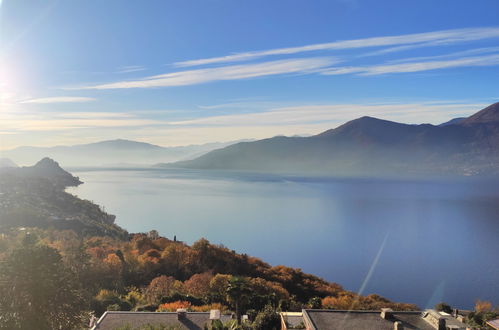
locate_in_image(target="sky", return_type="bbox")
[1,0,499,150]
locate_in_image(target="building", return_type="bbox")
[487,318,499,330]
[91,309,232,330]
[280,308,470,330]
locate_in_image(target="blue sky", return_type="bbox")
[1,0,499,149]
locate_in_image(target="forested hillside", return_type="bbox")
[0,228,418,329]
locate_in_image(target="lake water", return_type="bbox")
[68,168,499,309]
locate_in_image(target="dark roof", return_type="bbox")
[303,310,435,330]
[487,318,499,330]
[281,313,305,329]
[93,311,232,330]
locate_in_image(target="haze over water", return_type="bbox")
[68,168,499,309]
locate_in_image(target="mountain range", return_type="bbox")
[2,139,242,167]
[162,102,499,177]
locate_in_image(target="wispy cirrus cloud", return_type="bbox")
[384,46,499,64]
[169,102,485,127]
[59,27,499,91]
[1,101,490,149]
[174,27,499,67]
[116,65,146,73]
[74,57,337,90]
[20,96,96,104]
[0,111,157,132]
[322,53,499,76]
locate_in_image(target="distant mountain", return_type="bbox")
[3,139,241,167]
[0,158,17,168]
[0,158,126,238]
[0,157,82,187]
[163,102,499,177]
[439,117,466,126]
[460,102,499,125]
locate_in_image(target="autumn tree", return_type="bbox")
[0,240,86,329]
[209,274,232,303]
[161,243,192,279]
[146,275,184,304]
[184,272,213,298]
[475,300,492,313]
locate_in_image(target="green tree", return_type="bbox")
[252,305,280,330]
[435,302,452,313]
[0,241,86,329]
[307,297,322,309]
[226,277,251,325]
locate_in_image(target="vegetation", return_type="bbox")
[465,300,499,328]
[0,226,421,329]
[2,163,484,329]
[435,302,452,313]
[434,301,499,329]
[0,169,127,239]
[0,236,87,329]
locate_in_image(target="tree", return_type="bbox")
[184,272,213,298]
[209,274,232,303]
[307,297,322,309]
[435,302,452,313]
[226,277,251,325]
[252,305,280,330]
[0,241,86,329]
[145,275,183,304]
[474,300,492,313]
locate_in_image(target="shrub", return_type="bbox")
[435,302,452,313]
[252,305,280,330]
[157,300,192,312]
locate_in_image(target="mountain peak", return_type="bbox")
[316,116,405,138]
[461,102,499,125]
[87,139,163,150]
[340,116,398,127]
[34,157,62,169]
[31,158,82,186]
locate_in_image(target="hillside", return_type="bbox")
[2,139,240,167]
[164,102,499,177]
[0,158,17,168]
[0,158,127,238]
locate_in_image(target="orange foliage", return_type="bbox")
[322,293,417,311]
[87,246,108,260]
[103,253,123,271]
[249,277,289,300]
[157,300,192,312]
[190,303,228,312]
[184,272,213,297]
[146,275,179,304]
[475,300,492,313]
[322,294,359,310]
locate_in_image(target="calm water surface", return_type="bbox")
[68,168,499,309]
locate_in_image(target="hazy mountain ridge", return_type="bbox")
[163,102,499,177]
[0,158,127,238]
[3,139,243,167]
[0,157,82,187]
[0,158,17,168]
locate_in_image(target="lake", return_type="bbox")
[67,168,499,309]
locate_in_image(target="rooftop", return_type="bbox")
[487,318,499,330]
[298,309,469,330]
[91,311,232,330]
